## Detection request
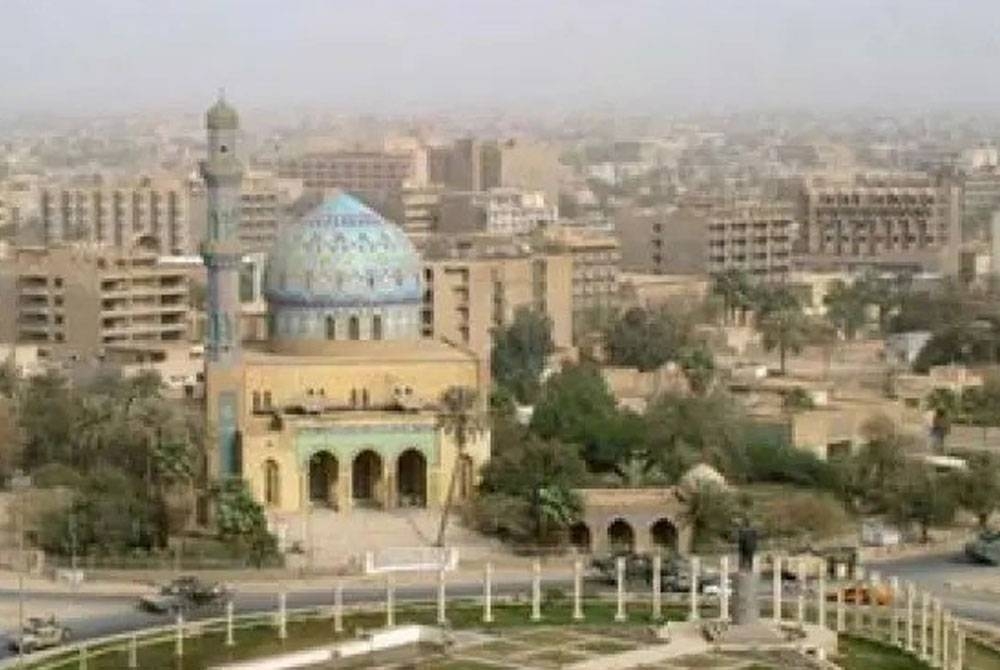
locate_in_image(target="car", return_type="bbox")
[965,530,1000,566]
[7,616,71,653]
[827,583,893,606]
[138,576,231,613]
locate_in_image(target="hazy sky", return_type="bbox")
[3,0,1000,115]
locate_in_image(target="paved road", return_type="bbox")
[0,552,997,659]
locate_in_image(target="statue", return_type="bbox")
[737,524,757,573]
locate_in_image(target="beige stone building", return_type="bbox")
[542,227,621,339]
[421,235,574,357]
[615,204,708,274]
[707,202,797,281]
[40,177,192,255]
[438,188,557,236]
[796,173,961,274]
[9,244,190,359]
[277,150,413,193]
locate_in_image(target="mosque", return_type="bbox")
[200,97,490,515]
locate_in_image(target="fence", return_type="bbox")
[4,553,1000,670]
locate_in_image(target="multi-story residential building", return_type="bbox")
[277,150,413,193]
[10,244,190,359]
[961,169,1000,241]
[421,236,573,358]
[796,173,961,275]
[541,227,621,339]
[706,202,797,281]
[39,177,191,254]
[615,204,708,275]
[438,188,557,236]
[188,170,306,253]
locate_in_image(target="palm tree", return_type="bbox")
[925,388,959,452]
[823,280,866,339]
[758,306,810,376]
[711,270,752,325]
[435,386,484,547]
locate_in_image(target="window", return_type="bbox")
[362,389,370,408]
[264,460,280,506]
[372,315,383,340]
[263,391,273,411]
[350,389,358,407]
[326,316,336,340]
[349,315,360,340]
[252,391,261,414]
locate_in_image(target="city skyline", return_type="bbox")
[4,0,1000,116]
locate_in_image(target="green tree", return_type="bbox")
[758,306,810,376]
[823,280,867,339]
[848,415,909,512]
[211,479,279,567]
[19,370,76,469]
[959,452,1000,528]
[680,481,735,551]
[491,308,554,404]
[885,464,959,543]
[436,386,485,547]
[711,269,753,325]
[642,392,748,481]
[605,307,695,372]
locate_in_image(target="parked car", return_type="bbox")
[965,531,1000,566]
[827,583,893,606]
[8,616,71,653]
[138,576,231,613]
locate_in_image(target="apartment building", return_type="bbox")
[11,244,190,359]
[277,150,413,193]
[438,188,557,236]
[40,177,191,254]
[706,202,797,281]
[421,236,574,357]
[429,138,563,206]
[961,169,1000,240]
[541,227,621,339]
[797,173,961,275]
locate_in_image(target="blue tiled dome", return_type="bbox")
[265,193,421,309]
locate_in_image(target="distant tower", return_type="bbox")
[201,94,244,478]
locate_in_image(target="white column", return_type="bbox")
[906,582,915,652]
[79,646,88,669]
[890,577,900,647]
[719,555,730,622]
[817,563,827,629]
[386,573,396,628]
[796,560,806,625]
[615,555,627,622]
[573,559,584,621]
[278,591,287,640]
[483,563,494,624]
[921,592,930,661]
[954,621,965,670]
[854,566,866,631]
[334,583,344,634]
[689,556,701,621]
[868,571,880,637]
[175,612,184,658]
[941,610,950,670]
[835,563,847,633]
[225,600,235,647]
[772,555,782,623]
[437,568,447,625]
[652,553,662,621]
[128,634,138,669]
[932,599,942,668]
[531,560,542,621]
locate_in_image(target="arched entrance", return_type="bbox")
[607,518,635,554]
[308,452,338,508]
[458,454,475,501]
[352,450,383,508]
[569,522,592,553]
[397,449,427,508]
[650,518,678,553]
[263,459,281,507]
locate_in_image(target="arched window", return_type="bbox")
[264,459,280,506]
[325,316,336,340]
[372,315,383,340]
[252,391,261,414]
[263,391,273,411]
[350,389,358,408]
[362,389,370,409]
[349,315,360,340]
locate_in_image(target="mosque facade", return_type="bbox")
[202,98,489,514]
